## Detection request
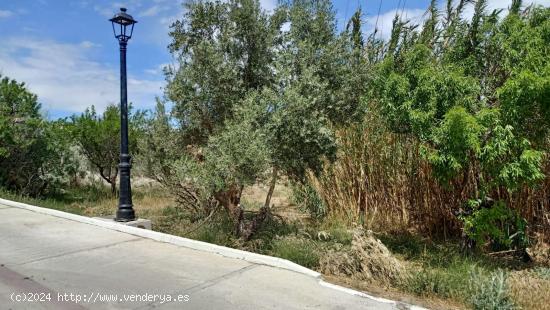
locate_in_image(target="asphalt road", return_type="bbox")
[0,203,407,309]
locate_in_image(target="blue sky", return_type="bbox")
[0,0,547,119]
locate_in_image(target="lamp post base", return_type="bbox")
[115,206,136,222]
[95,216,151,230]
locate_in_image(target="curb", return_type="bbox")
[0,197,428,310]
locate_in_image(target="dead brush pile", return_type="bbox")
[319,228,406,285]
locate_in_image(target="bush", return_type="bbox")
[0,75,77,196]
[534,267,550,280]
[468,268,516,310]
[461,201,528,251]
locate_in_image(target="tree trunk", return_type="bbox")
[241,207,269,241]
[98,166,118,197]
[215,186,244,236]
[234,168,281,240]
[215,170,281,241]
[263,168,278,209]
[109,170,118,197]
[110,180,117,196]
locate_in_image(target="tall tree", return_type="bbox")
[145,0,365,239]
[160,0,283,236]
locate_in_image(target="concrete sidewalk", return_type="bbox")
[0,202,412,309]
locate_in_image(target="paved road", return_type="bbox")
[0,203,405,310]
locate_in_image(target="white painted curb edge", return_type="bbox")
[1,197,428,309]
[319,281,428,310]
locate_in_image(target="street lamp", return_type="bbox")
[110,8,137,222]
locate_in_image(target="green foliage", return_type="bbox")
[375,45,480,139]
[166,0,281,144]
[269,236,320,268]
[71,104,143,194]
[364,4,550,250]
[201,98,271,192]
[498,66,550,145]
[265,77,338,180]
[42,120,81,190]
[291,182,326,219]
[468,268,517,310]
[461,201,528,251]
[0,75,76,195]
[429,107,483,182]
[146,0,365,234]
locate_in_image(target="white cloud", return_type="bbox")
[145,62,170,75]
[462,0,550,18]
[94,2,145,18]
[0,38,163,115]
[365,8,426,40]
[79,40,100,49]
[93,5,116,18]
[139,5,164,17]
[260,0,277,12]
[364,0,550,41]
[0,10,14,18]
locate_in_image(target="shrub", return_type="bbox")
[461,201,528,251]
[0,75,77,196]
[468,268,516,310]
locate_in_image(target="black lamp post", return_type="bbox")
[110,8,137,222]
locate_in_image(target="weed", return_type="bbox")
[269,236,320,268]
[533,267,550,280]
[406,268,459,299]
[469,268,516,310]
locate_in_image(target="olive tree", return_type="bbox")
[143,0,363,239]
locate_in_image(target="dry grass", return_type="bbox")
[308,110,550,239]
[509,269,550,310]
[309,111,464,235]
[241,182,309,222]
[319,228,406,285]
[323,274,468,310]
[75,182,175,219]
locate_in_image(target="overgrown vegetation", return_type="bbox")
[1,0,550,309]
[305,0,550,253]
[0,75,78,196]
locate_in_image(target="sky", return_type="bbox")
[0,0,548,119]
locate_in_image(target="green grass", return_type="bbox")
[533,267,550,280]
[0,187,93,215]
[269,236,321,268]
[377,233,525,308]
